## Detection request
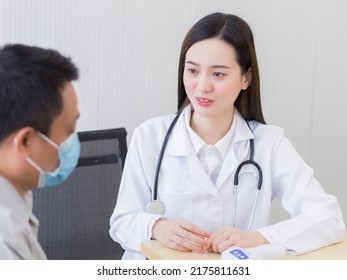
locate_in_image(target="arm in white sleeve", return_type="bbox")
[109,127,165,253]
[257,128,345,255]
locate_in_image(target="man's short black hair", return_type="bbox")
[0,44,79,143]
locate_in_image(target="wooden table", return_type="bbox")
[141,229,347,260]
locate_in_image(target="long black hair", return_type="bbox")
[177,13,265,124]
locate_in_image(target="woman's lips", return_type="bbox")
[196,97,213,107]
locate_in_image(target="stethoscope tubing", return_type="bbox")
[150,112,263,231]
[153,112,181,201]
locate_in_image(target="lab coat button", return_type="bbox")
[210,198,220,206]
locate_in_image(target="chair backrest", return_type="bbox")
[32,128,127,259]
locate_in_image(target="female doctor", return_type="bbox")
[109,12,345,260]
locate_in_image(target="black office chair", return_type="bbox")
[32,128,127,259]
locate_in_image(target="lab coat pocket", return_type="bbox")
[158,192,193,221]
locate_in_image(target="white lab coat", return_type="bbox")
[109,106,345,260]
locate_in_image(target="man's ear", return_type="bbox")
[12,127,36,156]
[242,67,252,90]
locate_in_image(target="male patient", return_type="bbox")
[0,44,80,259]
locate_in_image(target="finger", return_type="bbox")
[171,234,203,252]
[211,232,231,253]
[200,239,212,254]
[166,241,191,252]
[207,229,223,247]
[209,225,234,240]
[206,245,214,253]
[218,240,237,253]
[209,226,237,253]
[208,228,225,241]
[179,220,210,238]
[175,226,209,249]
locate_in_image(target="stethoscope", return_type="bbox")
[147,112,263,231]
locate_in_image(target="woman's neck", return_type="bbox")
[190,110,234,145]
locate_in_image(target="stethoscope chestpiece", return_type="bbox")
[147,200,165,215]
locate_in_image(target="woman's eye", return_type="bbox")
[187,68,198,74]
[213,72,226,78]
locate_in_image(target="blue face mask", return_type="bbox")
[26,132,81,188]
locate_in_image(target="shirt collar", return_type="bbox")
[184,106,236,160]
[166,105,255,157]
[184,107,205,154]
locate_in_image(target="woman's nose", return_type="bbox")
[197,75,212,93]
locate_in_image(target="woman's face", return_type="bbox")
[183,38,251,120]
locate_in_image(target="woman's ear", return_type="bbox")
[242,67,252,90]
[12,127,36,156]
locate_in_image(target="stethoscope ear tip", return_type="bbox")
[147,200,165,215]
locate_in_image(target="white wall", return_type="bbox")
[1,0,347,223]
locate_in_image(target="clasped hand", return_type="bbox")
[152,219,268,254]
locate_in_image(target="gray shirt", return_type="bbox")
[0,176,46,259]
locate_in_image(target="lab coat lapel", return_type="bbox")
[165,109,218,195]
[215,110,254,188]
[165,112,189,157]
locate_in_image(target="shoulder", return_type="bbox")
[0,208,30,260]
[249,121,285,145]
[251,122,283,135]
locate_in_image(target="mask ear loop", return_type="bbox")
[26,132,60,183]
[37,131,60,150]
[26,156,45,173]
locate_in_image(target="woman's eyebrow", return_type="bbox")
[186,60,199,66]
[185,60,230,69]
